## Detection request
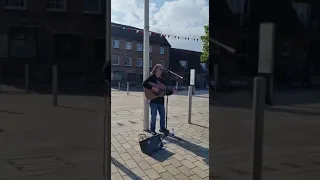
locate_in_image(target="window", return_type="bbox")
[160,47,165,54]
[149,45,152,53]
[125,56,132,66]
[200,63,207,71]
[292,3,311,27]
[127,73,136,81]
[159,60,164,67]
[9,30,37,58]
[112,55,120,65]
[149,59,152,67]
[5,0,27,9]
[136,58,142,67]
[125,41,132,50]
[226,0,245,13]
[137,43,143,51]
[84,0,102,13]
[47,0,66,11]
[180,60,188,70]
[112,39,119,48]
[112,71,123,81]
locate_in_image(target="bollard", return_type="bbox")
[127,82,129,95]
[251,77,266,180]
[52,65,58,107]
[214,65,219,92]
[188,86,193,124]
[118,82,121,91]
[25,64,29,92]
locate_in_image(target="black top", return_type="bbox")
[142,75,173,104]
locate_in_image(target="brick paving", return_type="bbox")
[0,87,209,180]
[1,85,320,180]
[110,90,209,180]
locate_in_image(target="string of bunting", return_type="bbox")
[111,24,202,42]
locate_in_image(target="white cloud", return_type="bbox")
[111,0,209,52]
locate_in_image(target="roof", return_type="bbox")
[111,22,171,46]
[169,48,206,73]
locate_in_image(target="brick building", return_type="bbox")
[169,48,208,88]
[110,23,171,86]
[0,0,105,82]
[210,0,320,89]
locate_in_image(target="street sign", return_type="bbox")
[258,23,275,74]
[190,69,195,86]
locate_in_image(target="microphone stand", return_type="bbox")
[163,69,183,141]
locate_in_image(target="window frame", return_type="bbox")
[160,47,165,54]
[4,0,27,10]
[136,58,143,67]
[111,55,120,65]
[46,0,67,12]
[137,43,143,52]
[125,41,132,50]
[112,39,120,49]
[125,56,132,67]
[84,0,102,14]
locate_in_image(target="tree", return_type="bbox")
[200,24,209,62]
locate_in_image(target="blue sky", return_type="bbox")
[111,0,209,52]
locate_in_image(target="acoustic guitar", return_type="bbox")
[144,82,176,100]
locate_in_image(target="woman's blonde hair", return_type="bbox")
[150,64,163,75]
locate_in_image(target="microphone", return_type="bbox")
[162,68,169,73]
[162,68,183,79]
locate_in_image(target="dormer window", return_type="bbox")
[180,60,188,70]
[292,3,311,27]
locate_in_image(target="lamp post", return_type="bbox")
[143,0,150,131]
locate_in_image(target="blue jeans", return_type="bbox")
[150,103,165,132]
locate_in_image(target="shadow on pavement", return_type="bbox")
[111,157,140,179]
[165,135,209,165]
[0,110,24,115]
[149,148,175,162]
[211,90,320,109]
[266,107,320,116]
[57,106,97,113]
[1,78,105,97]
[190,123,209,129]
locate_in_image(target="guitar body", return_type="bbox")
[144,82,169,100]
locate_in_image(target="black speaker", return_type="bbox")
[139,134,163,155]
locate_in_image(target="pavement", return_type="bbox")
[1,85,320,180]
[0,86,209,180]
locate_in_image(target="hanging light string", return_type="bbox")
[111,24,202,42]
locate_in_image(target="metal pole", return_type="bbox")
[251,77,266,180]
[214,65,219,92]
[0,67,2,92]
[127,81,129,95]
[188,85,193,124]
[52,65,58,107]
[118,82,120,91]
[176,81,178,89]
[104,0,111,178]
[143,0,150,131]
[25,64,29,92]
